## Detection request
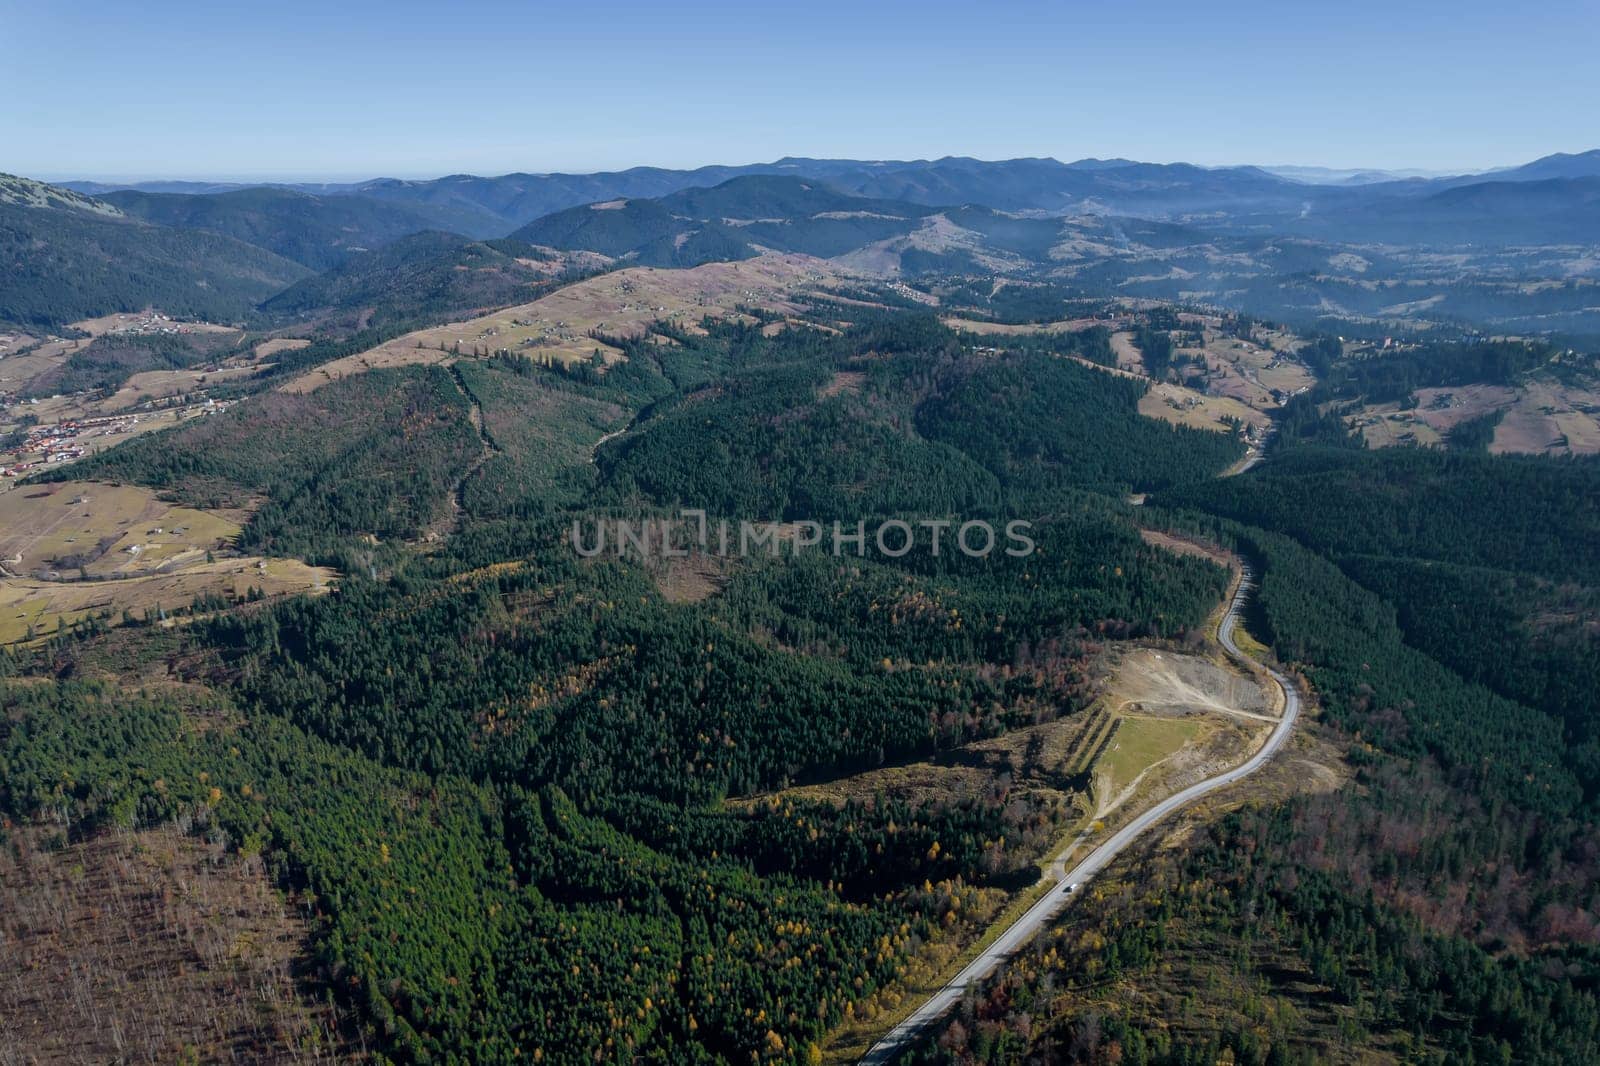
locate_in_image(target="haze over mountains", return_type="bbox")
[59,150,1600,235]
[5,148,1600,339]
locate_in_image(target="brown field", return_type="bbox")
[0,329,39,352]
[1351,404,1446,448]
[254,336,312,359]
[1138,528,1237,569]
[0,480,240,578]
[279,344,455,393]
[99,363,264,412]
[818,369,866,398]
[1088,646,1273,819]
[0,336,83,393]
[0,478,332,644]
[834,213,1031,276]
[1055,353,1261,437]
[1138,380,1267,434]
[1255,359,1317,396]
[1103,646,1274,722]
[1491,378,1600,454]
[516,247,613,275]
[940,316,1102,336]
[1186,334,1315,406]
[0,557,333,643]
[75,311,239,339]
[282,253,858,392]
[650,552,731,604]
[0,825,352,1064]
[1109,330,1146,372]
[0,313,240,397]
[1349,376,1600,455]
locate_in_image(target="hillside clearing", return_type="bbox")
[0,557,332,643]
[281,253,859,392]
[1138,380,1266,434]
[1350,377,1600,455]
[0,481,239,578]
[0,825,352,1063]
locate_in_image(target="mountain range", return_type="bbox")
[59,150,1600,235]
[4,148,1599,336]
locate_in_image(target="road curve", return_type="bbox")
[860,566,1299,1065]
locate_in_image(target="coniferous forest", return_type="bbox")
[5,296,1600,1066]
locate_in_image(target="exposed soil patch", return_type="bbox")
[818,370,865,398]
[254,337,313,359]
[650,551,730,604]
[1137,529,1237,570]
[0,825,355,1064]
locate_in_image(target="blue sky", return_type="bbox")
[4,0,1597,181]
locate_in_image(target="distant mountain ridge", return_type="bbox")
[12,149,1600,338]
[58,149,1600,240]
[1494,149,1600,182]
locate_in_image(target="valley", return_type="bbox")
[2,140,1599,1066]
[860,562,1301,1065]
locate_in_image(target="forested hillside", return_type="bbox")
[5,302,1248,1063]
[1159,441,1600,804]
[911,513,1600,1063]
[511,176,980,268]
[0,177,308,329]
[901,416,1600,1063]
[8,264,1600,1066]
[260,230,576,328]
[102,186,441,270]
[58,366,482,560]
[20,328,252,398]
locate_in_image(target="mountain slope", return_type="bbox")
[0,175,309,330]
[655,175,928,220]
[101,186,439,270]
[511,175,954,267]
[260,230,569,326]
[1290,176,1600,244]
[1495,149,1600,182]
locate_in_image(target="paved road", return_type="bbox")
[859,568,1299,1064]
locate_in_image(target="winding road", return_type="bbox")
[860,566,1300,1064]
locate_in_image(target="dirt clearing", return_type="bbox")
[0,825,352,1063]
[1083,644,1278,821]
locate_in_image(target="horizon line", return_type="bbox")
[19,150,1558,188]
